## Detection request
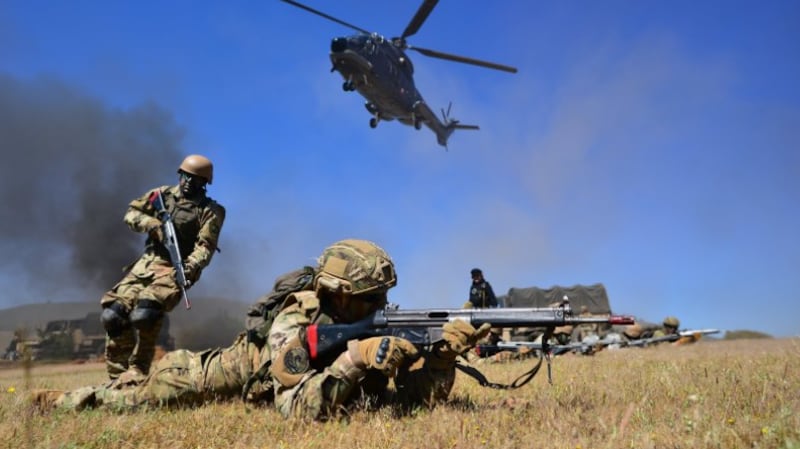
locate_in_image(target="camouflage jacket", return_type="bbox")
[124,184,225,273]
[268,292,457,420]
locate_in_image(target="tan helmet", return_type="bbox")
[663,316,680,328]
[178,154,213,184]
[624,323,643,339]
[315,239,397,296]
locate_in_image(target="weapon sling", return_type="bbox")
[455,352,546,390]
[454,327,556,389]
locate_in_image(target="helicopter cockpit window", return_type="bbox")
[353,34,370,54]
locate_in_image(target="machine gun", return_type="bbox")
[306,302,634,388]
[148,189,191,310]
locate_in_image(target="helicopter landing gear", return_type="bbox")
[413,117,422,130]
[342,81,356,92]
[369,117,379,128]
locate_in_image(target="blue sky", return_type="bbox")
[1,1,798,337]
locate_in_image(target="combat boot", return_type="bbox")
[30,389,64,413]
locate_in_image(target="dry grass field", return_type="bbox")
[1,338,798,449]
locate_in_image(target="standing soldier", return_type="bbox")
[468,268,497,309]
[466,268,500,346]
[99,155,225,382]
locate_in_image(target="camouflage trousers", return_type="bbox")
[53,333,271,411]
[101,252,182,378]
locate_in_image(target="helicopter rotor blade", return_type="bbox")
[408,45,518,73]
[401,0,439,41]
[280,0,371,35]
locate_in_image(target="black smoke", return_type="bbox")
[0,74,185,304]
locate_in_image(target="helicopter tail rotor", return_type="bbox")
[440,102,453,124]
[441,102,479,130]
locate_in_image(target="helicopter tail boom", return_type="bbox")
[413,101,478,148]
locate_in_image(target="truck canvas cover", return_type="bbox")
[502,283,612,314]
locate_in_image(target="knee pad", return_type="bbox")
[130,300,164,331]
[101,302,131,337]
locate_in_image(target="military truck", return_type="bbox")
[9,313,175,361]
[500,283,616,342]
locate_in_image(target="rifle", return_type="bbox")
[306,302,634,388]
[148,189,191,310]
[484,334,627,357]
[626,328,720,347]
[480,328,721,355]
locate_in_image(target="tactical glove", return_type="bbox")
[147,222,164,243]
[349,336,419,377]
[183,260,201,285]
[440,320,492,360]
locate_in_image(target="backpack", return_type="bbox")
[244,266,316,346]
[242,266,316,402]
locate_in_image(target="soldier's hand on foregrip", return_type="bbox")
[349,336,419,377]
[147,223,164,242]
[441,320,492,357]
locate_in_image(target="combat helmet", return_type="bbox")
[315,239,397,297]
[663,316,680,328]
[178,154,214,184]
[623,323,644,339]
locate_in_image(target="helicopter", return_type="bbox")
[280,0,518,148]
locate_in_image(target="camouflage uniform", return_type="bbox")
[101,184,225,379]
[268,291,457,420]
[50,332,271,411]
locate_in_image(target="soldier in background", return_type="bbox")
[571,306,610,343]
[653,316,680,338]
[4,331,21,361]
[467,268,497,309]
[466,268,501,345]
[99,155,225,382]
[621,316,683,346]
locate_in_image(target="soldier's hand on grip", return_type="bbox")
[184,261,200,284]
[349,336,419,377]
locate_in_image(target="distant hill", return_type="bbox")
[0,298,251,350]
